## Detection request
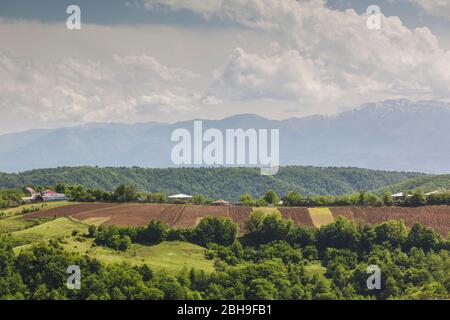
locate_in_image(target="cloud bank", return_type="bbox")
[0,0,449,133]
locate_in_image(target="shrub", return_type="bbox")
[138,220,168,244]
[243,212,292,246]
[193,216,238,247]
[166,229,186,241]
[118,236,132,251]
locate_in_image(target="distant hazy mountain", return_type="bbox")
[1,99,450,173]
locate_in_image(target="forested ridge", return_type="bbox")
[375,174,450,194]
[0,166,424,200]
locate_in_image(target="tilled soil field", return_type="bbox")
[330,206,450,236]
[278,207,315,227]
[229,206,253,232]
[174,205,230,228]
[24,203,253,230]
[24,203,450,235]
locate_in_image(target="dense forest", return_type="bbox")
[1,213,449,300]
[0,166,424,200]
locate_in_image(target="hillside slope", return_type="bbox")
[375,174,450,194]
[0,166,423,199]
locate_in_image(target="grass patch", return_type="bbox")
[129,241,214,273]
[253,207,281,215]
[0,215,36,232]
[0,215,56,233]
[10,214,214,274]
[1,201,72,218]
[12,217,89,243]
[58,239,214,274]
[0,201,74,232]
[308,208,334,227]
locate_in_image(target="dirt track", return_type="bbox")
[25,203,450,235]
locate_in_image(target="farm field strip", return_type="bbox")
[329,206,450,236]
[176,205,230,228]
[158,205,183,226]
[329,207,354,220]
[278,207,315,227]
[253,207,280,215]
[24,202,126,219]
[16,202,450,236]
[308,208,335,227]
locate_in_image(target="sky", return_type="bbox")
[0,0,449,134]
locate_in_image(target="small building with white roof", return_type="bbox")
[168,193,193,204]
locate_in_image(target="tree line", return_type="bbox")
[90,216,238,251]
[281,189,450,207]
[55,183,410,207]
[2,182,450,210]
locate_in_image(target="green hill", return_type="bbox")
[12,217,89,243]
[0,166,424,200]
[11,217,214,274]
[375,174,450,194]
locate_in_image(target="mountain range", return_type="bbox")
[1,99,450,173]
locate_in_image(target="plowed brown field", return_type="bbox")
[229,206,253,232]
[24,203,450,236]
[279,208,315,227]
[330,206,450,236]
[24,203,253,230]
[174,205,230,228]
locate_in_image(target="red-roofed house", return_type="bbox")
[41,190,67,202]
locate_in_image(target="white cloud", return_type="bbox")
[143,0,450,109]
[135,91,201,114]
[141,0,301,30]
[113,54,198,82]
[410,0,450,21]
[140,0,223,18]
[201,95,223,106]
[0,51,213,125]
[213,47,341,104]
[1,0,450,133]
